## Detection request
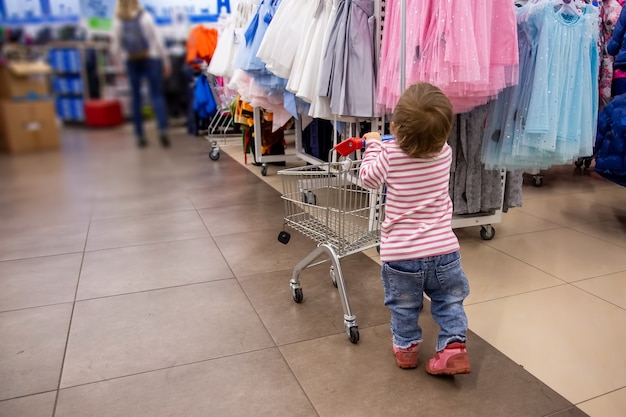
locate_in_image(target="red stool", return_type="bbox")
[84,99,124,127]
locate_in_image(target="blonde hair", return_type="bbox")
[116,0,142,20]
[391,82,453,158]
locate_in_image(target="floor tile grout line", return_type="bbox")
[564,223,626,249]
[275,351,323,417]
[472,239,571,284]
[574,386,626,408]
[567,283,626,312]
[90,206,200,221]
[463,282,571,308]
[81,235,214,254]
[55,345,291,392]
[51,216,92,417]
[542,405,589,417]
[478,234,626,284]
[190,189,239,283]
[73,277,237,304]
[0,251,85,264]
[0,301,76,315]
[85,235,214,254]
[0,389,57,404]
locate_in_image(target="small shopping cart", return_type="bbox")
[277,138,386,343]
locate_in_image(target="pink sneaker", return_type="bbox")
[426,342,471,375]
[393,343,419,369]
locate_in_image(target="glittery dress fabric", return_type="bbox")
[482,1,600,170]
[376,0,519,114]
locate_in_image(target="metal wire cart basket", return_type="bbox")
[277,157,386,343]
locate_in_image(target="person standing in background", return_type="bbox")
[111,0,171,148]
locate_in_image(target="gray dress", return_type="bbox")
[318,0,377,117]
[449,104,523,214]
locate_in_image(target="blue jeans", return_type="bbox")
[381,251,469,351]
[125,58,168,138]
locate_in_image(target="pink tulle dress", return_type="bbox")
[377,0,519,114]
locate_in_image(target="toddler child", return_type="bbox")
[360,82,471,375]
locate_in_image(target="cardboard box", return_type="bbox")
[0,61,52,99]
[0,100,60,153]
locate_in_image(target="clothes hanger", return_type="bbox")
[553,0,584,15]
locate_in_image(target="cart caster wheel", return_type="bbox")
[292,288,303,303]
[480,225,496,241]
[209,149,220,161]
[261,165,268,176]
[330,266,337,288]
[532,175,543,187]
[348,327,359,344]
[584,158,592,168]
[277,231,291,244]
[575,159,584,168]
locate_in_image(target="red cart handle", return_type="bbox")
[333,134,394,157]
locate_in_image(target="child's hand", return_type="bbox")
[363,132,381,145]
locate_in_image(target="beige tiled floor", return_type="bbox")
[0,126,624,416]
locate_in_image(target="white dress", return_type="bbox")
[288,0,333,102]
[308,0,339,118]
[208,22,237,77]
[256,0,317,79]
[208,1,258,78]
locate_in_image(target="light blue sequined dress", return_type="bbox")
[482,2,600,170]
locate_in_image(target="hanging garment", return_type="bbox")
[594,93,626,186]
[482,1,600,170]
[607,4,626,68]
[376,0,519,114]
[208,23,238,77]
[186,25,219,65]
[230,0,294,131]
[235,0,281,77]
[287,0,332,102]
[209,0,258,78]
[193,76,217,119]
[256,0,318,80]
[309,0,339,118]
[317,0,377,118]
[598,0,623,106]
[448,104,521,215]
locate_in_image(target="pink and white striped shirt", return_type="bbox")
[360,140,459,262]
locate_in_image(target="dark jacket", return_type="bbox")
[594,94,626,186]
[608,7,626,69]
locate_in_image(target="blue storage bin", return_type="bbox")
[72,98,85,121]
[68,50,81,73]
[70,76,83,94]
